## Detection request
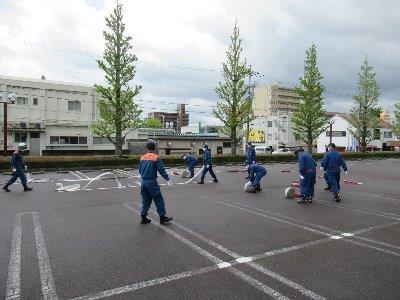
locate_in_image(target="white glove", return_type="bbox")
[206,165,210,169]
[252,161,255,164]
[24,165,28,170]
[345,171,348,175]
[300,175,305,180]
[12,168,16,172]
[167,180,172,186]
[320,167,324,170]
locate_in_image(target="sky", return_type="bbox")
[0,0,399,125]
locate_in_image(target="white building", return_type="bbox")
[317,113,396,153]
[0,75,134,155]
[247,113,298,151]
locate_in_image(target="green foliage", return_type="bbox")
[292,43,327,152]
[213,21,253,155]
[348,56,381,152]
[92,3,142,157]
[393,101,400,138]
[141,117,163,129]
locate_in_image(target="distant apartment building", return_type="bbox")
[148,104,189,133]
[253,83,302,117]
[0,75,135,155]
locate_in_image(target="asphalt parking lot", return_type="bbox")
[1,158,400,299]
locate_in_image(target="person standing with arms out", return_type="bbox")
[2,143,33,192]
[182,153,198,178]
[245,142,256,179]
[295,147,316,204]
[197,144,218,184]
[246,163,267,193]
[139,140,173,225]
[323,143,347,202]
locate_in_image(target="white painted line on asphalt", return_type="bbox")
[217,262,231,269]
[346,191,400,203]
[5,213,22,300]
[75,171,90,179]
[341,233,354,237]
[69,171,84,180]
[203,195,400,257]
[123,203,289,300]
[236,257,253,263]
[32,213,59,300]
[167,204,326,300]
[329,236,342,240]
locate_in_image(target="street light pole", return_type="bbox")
[3,102,7,157]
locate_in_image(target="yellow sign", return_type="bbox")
[248,129,265,143]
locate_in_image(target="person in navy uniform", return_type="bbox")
[247,163,267,193]
[139,140,173,225]
[197,144,218,184]
[2,143,33,192]
[295,147,316,204]
[323,143,347,202]
[182,154,198,178]
[245,142,256,179]
[320,153,331,191]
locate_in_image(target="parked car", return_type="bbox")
[255,146,269,155]
[272,148,292,155]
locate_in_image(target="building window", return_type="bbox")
[267,134,273,141]
[267,121,273,127]
[373,129,381,140]
[50,137,59,144]
[93,137,112,144]
[326,131,346,137]
[68,100,81,111]
[51,136,88,145]
[30,132,40,139]
[20,122,27,129]
[16,97,28,105]
[33,98,39,106]
[384,131,392,138]
[15,132,27,143]
[222,142,231,148]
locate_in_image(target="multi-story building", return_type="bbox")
[148,104,189,133]
[253,83,302,117]
[0,75,135,155]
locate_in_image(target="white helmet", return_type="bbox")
[18,143,27,150]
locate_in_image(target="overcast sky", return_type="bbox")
[0,0,399,125]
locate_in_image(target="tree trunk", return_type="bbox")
[307,130,313,153]
[231,128,237,155]
[115,133,123,158]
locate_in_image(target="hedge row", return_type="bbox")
[0,151,399,171]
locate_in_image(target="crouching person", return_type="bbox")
[295,147,316,204]
[182,154,197,178]
[246,164,267,193]
[2,143,33,192]
[139,140,173,225]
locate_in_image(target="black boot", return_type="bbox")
[324,187,331,191]
[141,215,152,224]
[23,185,33,192]
[197,178,204,184]
[297,196,307,204]
[256,185,262,191]
[213,178,218,183]
[334,192,341,202]
[160,215,173,225]
[307,196,313,203]
[2,185,11,192]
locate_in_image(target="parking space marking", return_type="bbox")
[346,191,400,203]
[32,212,59,300]
[159,203,326,300]
[5,213,22,300]
[203,195,400,257]
[69,171,84,180]
[75,171,90,179]
[123,203,289,300]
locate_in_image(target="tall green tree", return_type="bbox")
[91,3,142,157]
[393,101,400,138]
[141,117,163,129]
[213,21,252,155]
[348,56,381,152]
[292,43,327,152]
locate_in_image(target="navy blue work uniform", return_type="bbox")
[298,152,316,198]
[139,152,170,217]
[249,164,267,188]
[6,151,28,187]
[201,149,217,181]
[184,155,198,177]
[323,150,347,194]
[246,146,256,176]
[321,153,331,189]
